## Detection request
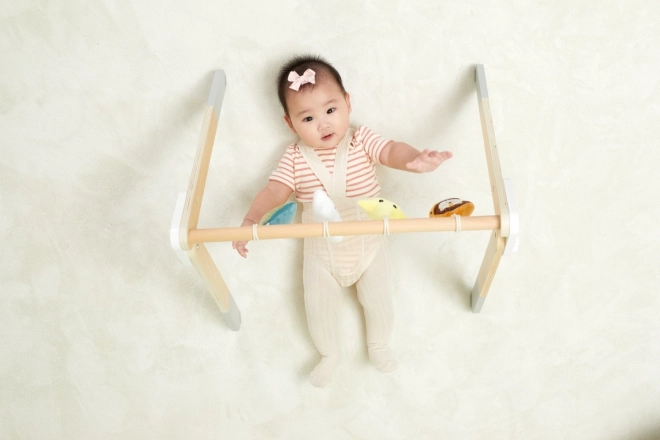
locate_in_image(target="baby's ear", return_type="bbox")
[283,115,297,134]
[344,92,352,113]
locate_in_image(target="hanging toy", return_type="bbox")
[312,190,343,243]
[358,198,406,220]
[260,202,297,225]
[429,198,475,217]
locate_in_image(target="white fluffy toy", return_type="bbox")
[312,190,343,243]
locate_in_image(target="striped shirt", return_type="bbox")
[269,126,392,202]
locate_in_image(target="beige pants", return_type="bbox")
[301,199,394,358]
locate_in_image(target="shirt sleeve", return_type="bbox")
[268,144,297,192]
[353,125,392,165]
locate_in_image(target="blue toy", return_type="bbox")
[260,202,297,225]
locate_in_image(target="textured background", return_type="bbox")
[2,0,659,439]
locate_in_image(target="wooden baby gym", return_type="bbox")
[170,64,520,331]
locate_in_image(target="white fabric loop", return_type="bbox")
[252,224,260,241]
[452,214,461,232]
[382,217,390,235]
[323,220,330,238]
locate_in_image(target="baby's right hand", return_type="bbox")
[232,240,249,258]
[232,219,255,258]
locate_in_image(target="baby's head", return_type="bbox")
[277,55,352,149]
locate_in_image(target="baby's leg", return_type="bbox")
[356,248,398,373]
[304,256,342,388]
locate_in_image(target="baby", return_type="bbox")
[233,55,452,387]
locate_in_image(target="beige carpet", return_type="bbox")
[2,1,659,438]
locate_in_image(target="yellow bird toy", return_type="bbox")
[357,198,407,220]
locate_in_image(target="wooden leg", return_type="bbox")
[187,243,241,330]
[471,230,506,313]
[170,71,241,330]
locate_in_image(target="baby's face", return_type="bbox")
[284,80,351,149]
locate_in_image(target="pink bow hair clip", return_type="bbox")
[288,69,316,91]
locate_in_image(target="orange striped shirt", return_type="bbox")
[269,126,392,202]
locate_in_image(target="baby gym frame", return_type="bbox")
[170,65,519,331]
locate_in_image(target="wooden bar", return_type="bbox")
[172,70,242,330]
[178,105,219,250]
[475,65,510,238]
[471,64,509,313]
[471,230,505,313]
[178,70,226,251]
[188,243,241,330]
[188,215,500,243]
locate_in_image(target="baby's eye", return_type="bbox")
[303,116,313,122]
[327,108,336,114]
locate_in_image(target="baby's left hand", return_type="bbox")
[406,149,453,173]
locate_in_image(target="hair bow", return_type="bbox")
[288,69,316,91]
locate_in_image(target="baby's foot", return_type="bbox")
[368,345,398,373]
[310,355,339,388]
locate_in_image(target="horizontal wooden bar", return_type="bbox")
[188,215,500,244]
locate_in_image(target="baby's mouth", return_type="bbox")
[322,133,334,141]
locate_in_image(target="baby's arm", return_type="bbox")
[232,180,293,258]
[379,142,452,173]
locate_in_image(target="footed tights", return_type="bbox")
[303,248,396,388]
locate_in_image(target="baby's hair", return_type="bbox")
[277,54,345,114]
